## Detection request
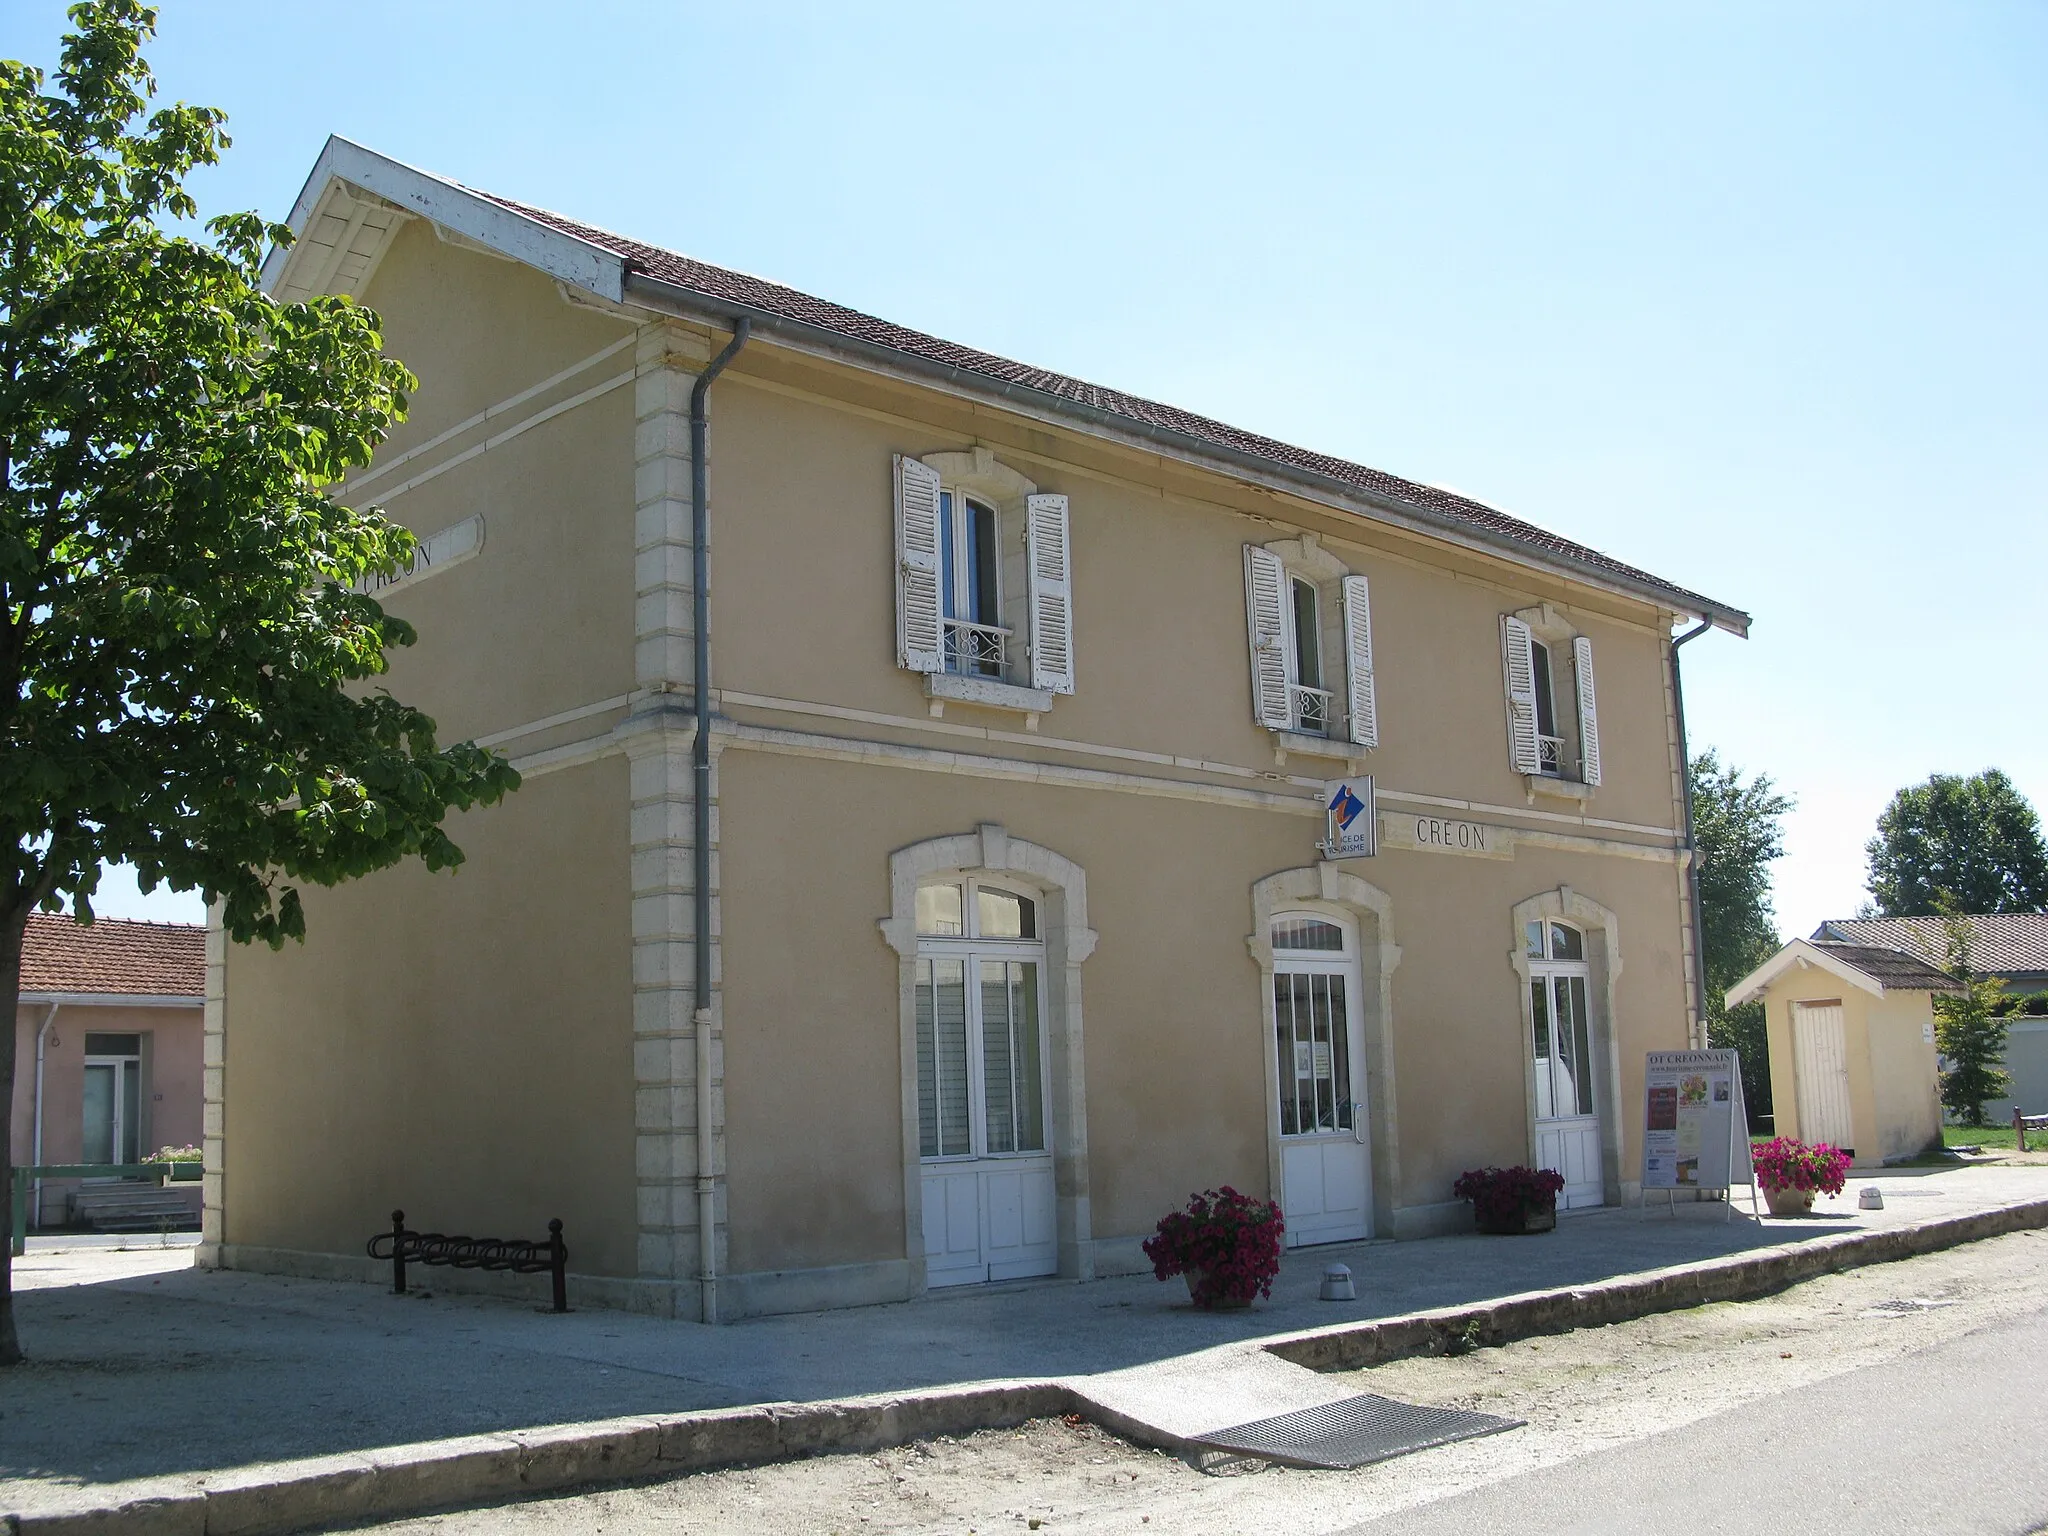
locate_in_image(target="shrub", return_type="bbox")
[1451,1166,1565,1227]
[1750,1136,1850,1197]
[1141,1187,1284,1307]
[141,1145,202,1164]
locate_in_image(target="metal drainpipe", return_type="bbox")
[32,1002,59,1230]
[1672,619,1713,1048]
[691,318,749,1326]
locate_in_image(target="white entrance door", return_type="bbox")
[1528,919,1603,1208]
[915,879,1057,1287]
[1272,913,1371,1246]
[1793,1000,1854,1153]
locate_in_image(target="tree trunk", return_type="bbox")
[1,897,28,1365]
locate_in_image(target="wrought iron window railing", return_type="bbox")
[1538,734,1566,776]
[943,618,1010,678]
[1290,683,1334,737]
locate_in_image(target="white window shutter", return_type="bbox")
[1501,616,1542,774]
[1244,546,1291,731]
[1341,574,1378,748]
[1573,634,1601,786]
[1025,493,1075,694]
[894,455,944,674]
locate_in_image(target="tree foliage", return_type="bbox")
[1865,769,2048,919]
[1689,748,1791,1125]
[1932,911,2011,1129]
[0,1,517,1365]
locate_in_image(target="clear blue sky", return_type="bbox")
[6,2,2044,938]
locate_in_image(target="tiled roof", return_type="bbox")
[470,189,1738,625]
[1814,915,2048,979]
[19,914,204,998]
[1809,941,1966,994]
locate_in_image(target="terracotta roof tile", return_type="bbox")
[19,914,204,998]
[470,190,1737,624]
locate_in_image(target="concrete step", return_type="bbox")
[88,1214,201,1233]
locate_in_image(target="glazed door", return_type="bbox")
[917,952,1057,1286]
[1531,973,1603,1208]
[82,1055,141,1168]
[1274,961,1371,1245]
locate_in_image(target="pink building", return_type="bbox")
[10,915,204,1230]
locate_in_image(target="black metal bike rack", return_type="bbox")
[367,1209,568,1313]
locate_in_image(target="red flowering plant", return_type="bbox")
[1750,1137,1850,1198]
[1141,1187,1285,1308]
[1452,1166,1566,1229]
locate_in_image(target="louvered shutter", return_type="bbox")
[1243,546,1291,730]
[1573,635,1601,786]
[1025,493,1075,694]
[1341,574,1378,748]
[1501,616,1542,774]
[894,455,944,674]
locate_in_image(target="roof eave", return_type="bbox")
[618,271,1749,635]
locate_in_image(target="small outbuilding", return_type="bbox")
[1727,939,1962,1166]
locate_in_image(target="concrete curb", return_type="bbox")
[10,1196,2047,1534]
[1262,1195,2048,1371]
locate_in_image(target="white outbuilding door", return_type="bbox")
[1272,913,1372,1246]
[1527,919,1604,1209]
[915,878,1058,1287]
[1793,1000,1855,1153]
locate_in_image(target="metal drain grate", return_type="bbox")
[1190,1393,1522,1470]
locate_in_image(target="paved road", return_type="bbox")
[1356,1303,2048,1535]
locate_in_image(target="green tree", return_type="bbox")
[1,2,517,1365]
[1865,769,2048,918]
[1931,910,2011,1128]
[1690,748,1792,1126]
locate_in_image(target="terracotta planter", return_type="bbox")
[1764,1184,1816,1217]
[1475,1201,1558,1236]
[1183,1270,1253,1309]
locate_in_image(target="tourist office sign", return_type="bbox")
[1641,1048,1758,1217]
[1318,776,1377,859]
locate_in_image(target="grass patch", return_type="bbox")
[1944,1124,2022,1150]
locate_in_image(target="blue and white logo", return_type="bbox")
[1320,777,1377,859]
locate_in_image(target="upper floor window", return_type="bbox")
[895,452,1075,699]
[1243,539,1377,748]
[940,490,1004,677]
[1502,609,1600,786]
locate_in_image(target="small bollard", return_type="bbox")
[1859,1187,1884,1210]
[1320,1263,1356,1301]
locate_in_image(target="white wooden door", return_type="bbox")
[1531,968,1604,1209]
[1273,917,1371,1246]
[1793,1001,1855,1153]
[915,902,1058,1288]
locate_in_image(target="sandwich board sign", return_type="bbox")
[1318,776,1376,860]
[1641,1048,1758,1219]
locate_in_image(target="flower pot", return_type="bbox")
[1184,1270,1253,1309]
[1764,1184,1816,1217]
[1475,1201,1557,1236]
[165,1162,201,1183]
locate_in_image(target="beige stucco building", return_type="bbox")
[205,139,1750,1320]
[1728,939,1957,1167]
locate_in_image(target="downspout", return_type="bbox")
[691,318,750,1325]
[32,1003,59,1230]
[1672,619,1713,1049]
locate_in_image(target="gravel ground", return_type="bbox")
[368,1226,2048,1534]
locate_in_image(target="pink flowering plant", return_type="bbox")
[1142,1187,1285,1307]
[1750,1137,1850,1198]
[1452,1165,1566,1228]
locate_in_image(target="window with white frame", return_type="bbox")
[1501,610,1599,785]
[1525,918,1594,1120]
[913,878,1048,1160]
[895,453,1074,697]
[1243,541,1377,747]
